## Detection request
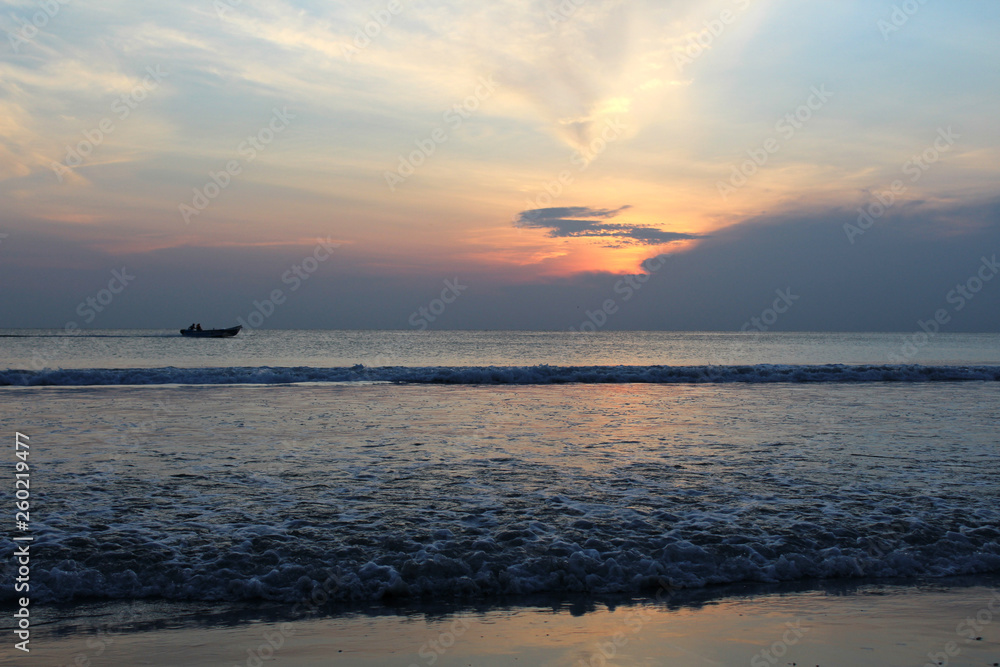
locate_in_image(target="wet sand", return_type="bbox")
[16,581,1000,667]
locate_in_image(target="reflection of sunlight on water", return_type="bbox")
[9,381,1000,609]
[27,584,1000,667]
[8,330,1000,370]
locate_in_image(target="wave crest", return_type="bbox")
[3,364,1000,386]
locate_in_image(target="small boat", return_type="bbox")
[179,325,242,338]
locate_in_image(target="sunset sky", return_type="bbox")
[1,0,999,330]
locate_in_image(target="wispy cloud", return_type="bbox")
[516,205,700,246]
[1,0,999,296]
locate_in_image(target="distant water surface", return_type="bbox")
[2,329,999,369]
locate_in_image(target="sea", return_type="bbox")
[2,329,999,614]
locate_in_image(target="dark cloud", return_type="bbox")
[516,205,701,246]
[3,198,999,332]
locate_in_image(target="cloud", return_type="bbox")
[4,197,999,331]
[515,205,700,246]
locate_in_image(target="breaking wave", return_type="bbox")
[2,364,1000,386]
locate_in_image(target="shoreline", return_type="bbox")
[10,578,1000,666]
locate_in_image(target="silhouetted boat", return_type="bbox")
[179,325,242,338]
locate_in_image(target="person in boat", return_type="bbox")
[188,323,197,331]
[196,323,202,331]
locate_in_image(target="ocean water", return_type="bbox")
[1,330,999,608]
[4,329,1000,370]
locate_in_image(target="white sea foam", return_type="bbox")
[2,381,999,605]
[8,488,1000,604]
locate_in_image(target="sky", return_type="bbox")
[1,0,999,330]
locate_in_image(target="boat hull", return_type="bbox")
[179,325,242,338]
